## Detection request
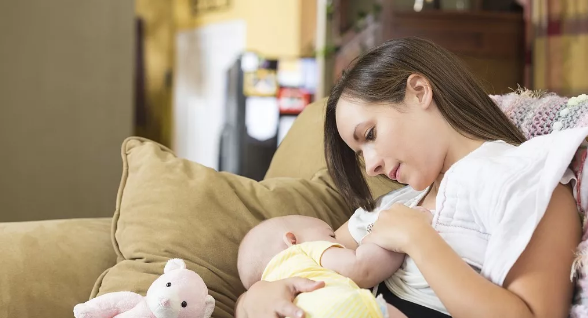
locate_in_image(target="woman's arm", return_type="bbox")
[364,184,580,318]
[414,184,579,318]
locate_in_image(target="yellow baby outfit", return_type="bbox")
[261,241,387,318]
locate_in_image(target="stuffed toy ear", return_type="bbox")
[203,295,215,318]
[164,258,187,273]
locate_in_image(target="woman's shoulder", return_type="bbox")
[456,128,588,181]
[446,128,588,223]
[450,128,588,179]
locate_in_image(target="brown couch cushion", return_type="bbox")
[0,218,115,318]
[266,98,402,199]
[91,137,351,318]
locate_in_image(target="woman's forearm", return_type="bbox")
[408,229,534,318]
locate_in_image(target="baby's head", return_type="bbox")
[237,215,338,289]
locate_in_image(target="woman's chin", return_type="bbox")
[407,179,428,191]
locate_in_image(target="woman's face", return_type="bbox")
[334,76,448,190]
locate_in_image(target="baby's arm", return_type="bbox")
[321,243,404,289]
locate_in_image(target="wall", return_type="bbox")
[169,1,317,171]
[135,0,175,146]
[0,0,134,221]
[135,0,314,150]
[300,0,318,57]
[245,0,301,57]
[175,0,315,58]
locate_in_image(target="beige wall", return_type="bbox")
[245,0,301,57]
[175,0,316,58]
[300,0,318,57]
[0,0,134,221]
[136,0,175,146]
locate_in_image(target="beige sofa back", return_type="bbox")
[0,0,134,222]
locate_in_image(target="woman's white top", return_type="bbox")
[348,127,588,315]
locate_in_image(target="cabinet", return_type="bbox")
[381,9,524,94]
[332,5,525,95]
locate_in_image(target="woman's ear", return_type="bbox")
[283,232,297,246]
[406,74,433,110]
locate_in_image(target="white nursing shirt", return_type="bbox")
[348,127,588,315]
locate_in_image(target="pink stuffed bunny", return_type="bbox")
[74,259,215,318]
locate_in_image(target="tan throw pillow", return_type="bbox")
[91,137,351,318]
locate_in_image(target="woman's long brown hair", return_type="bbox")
[324,37,526,211]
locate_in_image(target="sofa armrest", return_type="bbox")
[0,218,116,318]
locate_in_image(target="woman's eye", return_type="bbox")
[366,128,375,141]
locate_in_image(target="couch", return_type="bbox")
[0,99,400,318]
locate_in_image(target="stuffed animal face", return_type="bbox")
[146,259,215,318]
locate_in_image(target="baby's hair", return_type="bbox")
[237,218,288,289]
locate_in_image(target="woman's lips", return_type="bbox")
[388,164,400,181]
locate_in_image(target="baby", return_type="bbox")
[237,215,407,318]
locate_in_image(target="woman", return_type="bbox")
[236,37,581,318]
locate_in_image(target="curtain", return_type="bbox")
[531,0,588,97]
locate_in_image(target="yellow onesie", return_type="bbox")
[261,241,387,318]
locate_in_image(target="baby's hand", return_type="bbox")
[413,206,433,224]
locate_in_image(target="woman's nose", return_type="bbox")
[364,153,384,177]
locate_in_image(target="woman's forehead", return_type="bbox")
[336,97,393,117]
[336,99,368,123]
[336,98,390,130]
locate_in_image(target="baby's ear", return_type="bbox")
[283,232,297,246]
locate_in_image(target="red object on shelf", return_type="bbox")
[278,87,312,115]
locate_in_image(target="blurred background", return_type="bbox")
[0,0,586,222]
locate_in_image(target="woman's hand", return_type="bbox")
[235,278,325,318]
[362,203,435,254]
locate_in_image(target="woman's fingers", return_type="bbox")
[413,206,433,223]
[288,277,325,294]
[238,278,325,318]
[276,278,325,318]
[274,300,305,318]
[413,206,430,213]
